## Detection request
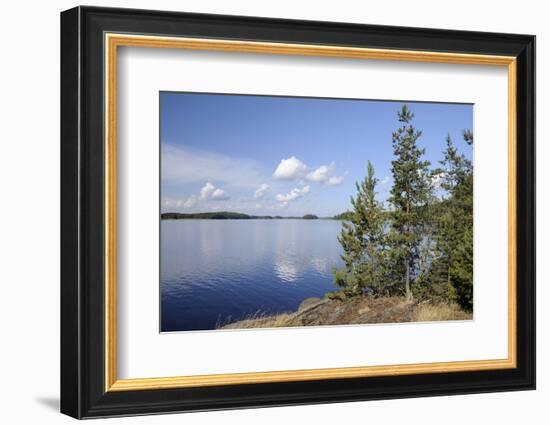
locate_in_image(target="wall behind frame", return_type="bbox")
[0,1,543,424]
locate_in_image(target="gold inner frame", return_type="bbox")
[104,33,518,392]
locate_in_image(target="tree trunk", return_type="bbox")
[405,198,412,301]
[405,259,411,301]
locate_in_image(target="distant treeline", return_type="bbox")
[161,212,322,220]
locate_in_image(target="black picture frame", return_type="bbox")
[61,5,535,419]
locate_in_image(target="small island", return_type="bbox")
[302,214,318,220]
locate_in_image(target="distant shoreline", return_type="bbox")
[161,211,351,220]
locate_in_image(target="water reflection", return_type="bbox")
[311,257,331,275]
[161,219,343,331]
[274,256,300,283]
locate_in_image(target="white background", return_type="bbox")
[118,47,508,379]
[0,0,545,424]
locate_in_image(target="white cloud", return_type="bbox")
[199,182,230,201]
[272,156,307,180]
[276,185,310,202]
[199,182,216,200]
[431,172,446,190]
[162,144,263,188]
[162,197,182,209]
[306,162,345,186]
[326,175,345,186]
[212,188,230,201]
[271,155,346,187]
[183,195,198,208]
[162,195,197,212]
[306,163,333,183]
[253,183,270,199]
[377,176,392,192]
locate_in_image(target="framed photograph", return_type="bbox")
[60,6,535,419]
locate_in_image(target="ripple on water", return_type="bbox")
[160,219,344,331]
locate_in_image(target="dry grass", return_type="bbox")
[219,298,472,330]
[412,302,472,322]
[220,311,295,329]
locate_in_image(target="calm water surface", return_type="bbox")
[161,219,344,331]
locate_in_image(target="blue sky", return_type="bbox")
[161,92,472,217]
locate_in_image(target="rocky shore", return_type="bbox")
[220,296,472,329]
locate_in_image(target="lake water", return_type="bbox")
[161,219,344,332]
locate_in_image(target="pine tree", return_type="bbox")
[387,105,432,301]
[462,129,474,146]
[412,173,441,300]
[431,132,474,309]
[330,106,472,312]
[441,135,466,282]
[452,130,474,310]
[332,162,386,297]
[451,226,473,310]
